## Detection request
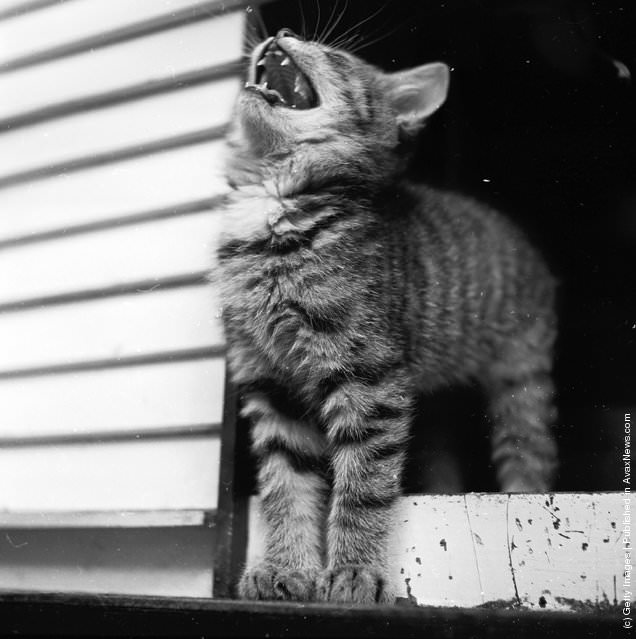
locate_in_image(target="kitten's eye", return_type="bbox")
[324,50,349,67]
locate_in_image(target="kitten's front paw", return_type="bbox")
[316,565,394,604]
[238,564,316,601]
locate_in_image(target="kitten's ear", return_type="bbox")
[382,62,450,134]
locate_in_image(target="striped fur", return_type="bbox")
[216,32,558,604]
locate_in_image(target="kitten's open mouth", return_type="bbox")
[245,40,318,110]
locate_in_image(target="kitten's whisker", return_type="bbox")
[348,17,410,55]
[244,30,262,50]
[252,5,269,41]
[330,30,364,53]
[311,0,322,42]
[331,33,363,52]
[329,21,370,51]
[243,5,268,53]
[243,23,258,46]
[348,28,395,54]
[334,31,363,52]
[316,0,336,44]
[317,0,341,44]
[321,0,349,46]
[298,0,308,40]
[326,2,386,50]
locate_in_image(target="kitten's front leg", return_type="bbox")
[238,389,327,601]
[316,373,413,604]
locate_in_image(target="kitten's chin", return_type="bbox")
[234,92,294,157]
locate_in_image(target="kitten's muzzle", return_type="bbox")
[245,34,318,110]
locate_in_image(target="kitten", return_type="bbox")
[215,28,558,604]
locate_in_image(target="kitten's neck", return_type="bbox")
[225,138,401,199]
[220,172,386,255]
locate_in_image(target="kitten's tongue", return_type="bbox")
[257,49,316,109]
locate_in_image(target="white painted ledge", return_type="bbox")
[247,492,623,612]
[1,492,623,611]
[0,509,211,529]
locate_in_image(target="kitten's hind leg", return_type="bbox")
[485,321,558,492]
[316,371,414,604]
[237,389,327,601]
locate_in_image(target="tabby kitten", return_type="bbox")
[215,28,558,604]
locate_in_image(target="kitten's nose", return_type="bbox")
[275,28,300,40]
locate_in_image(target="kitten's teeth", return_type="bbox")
[270,89,286,104]
[256,59,266,67]
[280,56,291,66]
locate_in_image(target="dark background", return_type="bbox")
[257,0,635,492]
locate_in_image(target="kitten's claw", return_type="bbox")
[238,564,316,601]
[316,565,394,604]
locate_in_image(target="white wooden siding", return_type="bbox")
[0,0,249,535]
[0,358,225,439]
[0,436,220,512]
[0,0,222,64]
[0,10,244,120]
[0,286,223,371]
[0,78,240,177]
[0,212,224,303]
[0,142,228,241]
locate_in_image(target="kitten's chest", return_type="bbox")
[216,186,305,250]
[217,191,347,367]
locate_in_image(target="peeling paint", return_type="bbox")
[554,595,621,613]
[505,497,522,607]
[476,598,521,610]
[387,492,620,610]
[404,577,418,605]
